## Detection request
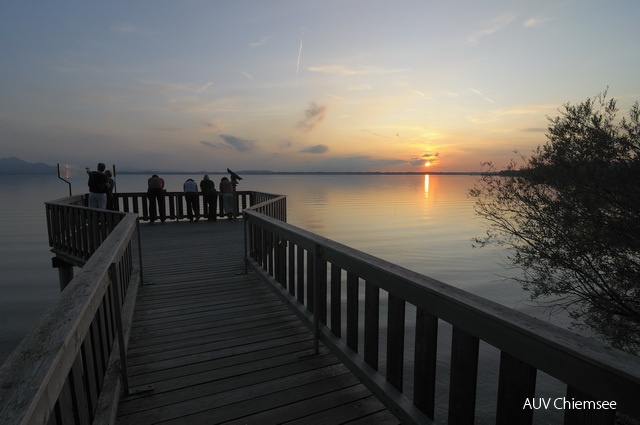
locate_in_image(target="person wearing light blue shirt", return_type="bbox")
[183,178,200,222]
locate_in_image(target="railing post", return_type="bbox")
[136,217,144,285]
[496,351,536,425]
[243,212,248,274]
[448,326,479,425]
[312,244,322,355]
[109,263,131,395]
[52,257,75,291]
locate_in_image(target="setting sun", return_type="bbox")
[424,162,432,167]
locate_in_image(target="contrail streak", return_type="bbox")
[296,31,304,82]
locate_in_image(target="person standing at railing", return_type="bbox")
[87,162,109,209]
[183,178,200,222]
[219,177,234,220]
[147,174,166,224]
[200,175,218,222]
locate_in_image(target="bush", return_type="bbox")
[470,91,640,354]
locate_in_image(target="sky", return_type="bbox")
[1,0,639,173]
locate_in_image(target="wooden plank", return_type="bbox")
[219,380,372,424]
[117,361,349,424]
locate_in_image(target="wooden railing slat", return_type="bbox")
[564,386,617,425]
[364,281,380,370]
[330,264,342,337]
[413,307,438,420]
[346,272,359,353]
[296,245,305,304]
[386,293,405,392]
[448,326,480,425]
[496,351,537,425]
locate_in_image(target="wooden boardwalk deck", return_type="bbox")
[115,219,400,425]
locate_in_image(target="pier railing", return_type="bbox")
[114,190,254,221]
[0,198,141,425]
[45,195,128,266]
[243,195,640,425]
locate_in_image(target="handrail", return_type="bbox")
[115,190,254,222]
[45,201,128,267]
[243,197,640,425]
[0,200,141,425]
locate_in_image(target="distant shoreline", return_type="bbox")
[4,170,496,176]
[114,170,491,176]
[2,157,498,176]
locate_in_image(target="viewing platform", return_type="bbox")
[1,188,639,425]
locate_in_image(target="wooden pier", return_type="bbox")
[116,220,399,424]
[2,190,640,425]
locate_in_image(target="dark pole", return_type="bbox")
[227,168,243,219]
[57,163,72,196]
[112,164,117,193]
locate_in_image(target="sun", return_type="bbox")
[424,161,432,167]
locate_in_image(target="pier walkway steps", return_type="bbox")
[115,220,400,425]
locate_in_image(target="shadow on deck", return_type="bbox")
[116,220,400,425]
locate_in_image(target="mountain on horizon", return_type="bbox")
[0,157,57,175]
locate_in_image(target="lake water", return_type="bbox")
[0,173,570,423]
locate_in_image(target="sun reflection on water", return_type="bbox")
[424,174,430,198]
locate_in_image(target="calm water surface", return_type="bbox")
[1,173,568,423]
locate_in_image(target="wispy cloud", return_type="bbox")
[409,152,440,166]
[524,15,554,28]
[249,36,270,47]
[237,71,253,80]
[311,155,407,171]
[308,65,408,76]
[296,31,304,82]
[110,23,156,36]
[521,127,547,133]
[348,85,372,91]
[200,140,222,149]
[219,134,257,152]
[299,102,328,132]
[300,144,329,154]
[467,13,518,45]
[200,135,257,151]
[195,82,213,94]
[392,81,431,99]
[361,129,390,139]
[469,87,494,103]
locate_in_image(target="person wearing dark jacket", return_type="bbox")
[200,175,217,222]
[219,177,234,220]
[87,163,109,209]
[147,174,166,223]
